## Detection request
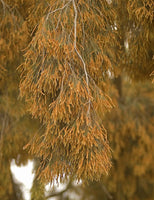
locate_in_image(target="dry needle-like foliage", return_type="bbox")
[115,0,154,80]
[19,0,117,182]
[0,1,153,195]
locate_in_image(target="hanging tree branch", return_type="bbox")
[19,0,114,183]
[46,0,72,20]
[72,0,91,116]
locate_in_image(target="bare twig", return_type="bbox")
[67,61,77,79]
[0,112,7,164]
[72,0,91,115]
[55,0,66,30]
[0,0,6,15]
[46,0,72,21]
[102,184,113,199]
[72,0,88,82]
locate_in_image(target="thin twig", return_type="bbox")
[67,61,77,79]
[0,112,7,164]
[0,0,6,15]
[72,0,91,115]
[72,0,89,87]
[46,0,72,21]
[102,184,113,199]
[55,0,66,30]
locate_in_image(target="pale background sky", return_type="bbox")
[10,160,74,200]
[10,160,35,200]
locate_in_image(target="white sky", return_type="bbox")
[10,160,81,200]
[10,160,35,200]
[10,160,68,200]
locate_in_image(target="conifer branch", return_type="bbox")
[67,61,77,78]
[0,0,23,26]
[56,71,66,101]
[55,2,63,30]
[0,0,5,13]
[0,0,9,16]
[76,4,85,45]
[72,0,91,115]
[46,0,72,20]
